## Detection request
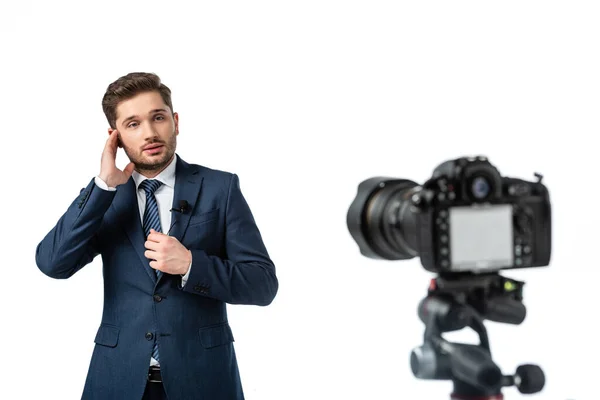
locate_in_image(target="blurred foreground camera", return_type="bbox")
[347,156,551,399]
[347,155,551,274]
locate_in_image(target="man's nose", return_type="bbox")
[141,120,159,139]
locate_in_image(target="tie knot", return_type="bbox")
[139,179,163,195]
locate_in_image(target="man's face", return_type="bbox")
[110,91,179,173]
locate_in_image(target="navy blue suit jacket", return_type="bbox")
[35,155,278,400]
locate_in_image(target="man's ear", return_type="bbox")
[173,112,179,135]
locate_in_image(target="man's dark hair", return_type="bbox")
[102,72,174,129]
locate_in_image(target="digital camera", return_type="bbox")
[346,156,552,274]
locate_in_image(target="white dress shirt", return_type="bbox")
[93,154,192,367]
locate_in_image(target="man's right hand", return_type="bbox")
[99,130,135,188]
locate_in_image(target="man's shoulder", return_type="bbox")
[180,158,237,186]
[192,163,234,180]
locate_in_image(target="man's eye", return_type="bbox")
[128,122,138,128]
[155,115,164,120]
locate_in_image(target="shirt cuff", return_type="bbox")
[181,259,192,287]
[95,176,117,191]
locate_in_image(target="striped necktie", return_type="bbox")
[140,179,163,279]
[139,178,163,363]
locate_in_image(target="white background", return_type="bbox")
[1,1,599,399]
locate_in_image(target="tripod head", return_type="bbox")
[410,272,545,399]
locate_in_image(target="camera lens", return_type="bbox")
[347,178,420,260]
[471,176,490,199]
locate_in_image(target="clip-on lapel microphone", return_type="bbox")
[167,200,191,235]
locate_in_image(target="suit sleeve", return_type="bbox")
[35,178,116,279]
[182,174,278,306]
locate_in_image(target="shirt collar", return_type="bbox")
[132,154,178,190]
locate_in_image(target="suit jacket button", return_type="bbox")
[153,295,162,302]
[145,332,154,341]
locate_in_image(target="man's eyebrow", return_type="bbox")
[121,109,168,127]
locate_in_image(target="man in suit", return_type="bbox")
[35,72,278,400]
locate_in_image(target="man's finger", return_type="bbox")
[147,231,165,242]
[144,249,159,259]
[155,231,178,244]
[107,130,117,143]
[149,260,162,271]
[144,240,159,251]
[104,130,118,156]
[123,162,135,179]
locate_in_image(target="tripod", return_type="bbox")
[410,272,545,399]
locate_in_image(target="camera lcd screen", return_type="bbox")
[448,204,514,271]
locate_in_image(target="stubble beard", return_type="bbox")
[124,134,177,174]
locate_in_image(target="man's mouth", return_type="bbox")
[143,144,164,154]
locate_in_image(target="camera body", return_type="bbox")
[347,156,552,274]
[414,156,551,273]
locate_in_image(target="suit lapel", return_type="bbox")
[158,155,203,284]
[112,178,158,284]
[167,157,203,242]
